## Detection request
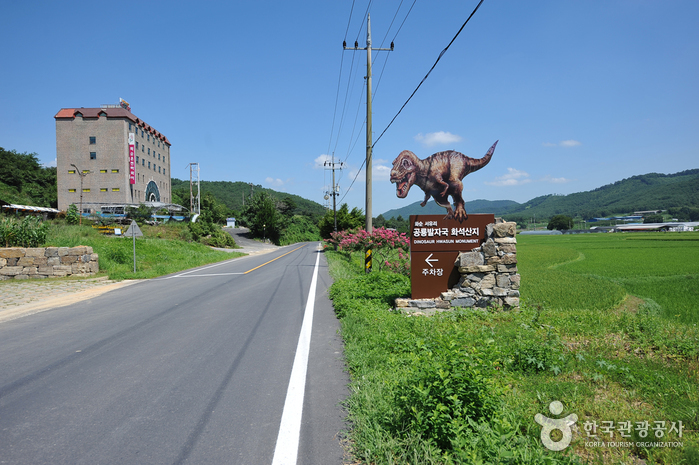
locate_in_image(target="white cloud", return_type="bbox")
[42,158,57,168]
[541,175,571,184]
[543,140,582,148]
[265,177,285,187]
[414,131,462,147]
[486,168,531,186]
[373,163,391,181]
[560,139,581,147]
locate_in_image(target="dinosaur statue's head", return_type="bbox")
[390,150,419,198]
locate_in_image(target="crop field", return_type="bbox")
[519,232,699,323]
[326,231,699,464]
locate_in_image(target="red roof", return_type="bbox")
[54,107,171,145]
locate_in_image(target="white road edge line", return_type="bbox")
[271,245,321,465]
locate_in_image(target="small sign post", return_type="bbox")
[124,220,143,273]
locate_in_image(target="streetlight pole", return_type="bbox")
[71,164,88,226]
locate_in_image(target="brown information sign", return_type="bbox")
[410,214,494,299]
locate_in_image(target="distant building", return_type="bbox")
[55,105,172,213]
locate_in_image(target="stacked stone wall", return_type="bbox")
[396,220,520,314]
[0,247,98,280]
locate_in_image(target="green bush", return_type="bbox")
[66,204,79,225]
[0,215,49,247]
[395,343,499,451]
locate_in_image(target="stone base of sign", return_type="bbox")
[396,219,520,314]
[0,246,99,280]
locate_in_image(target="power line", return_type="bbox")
[372,0,485,148]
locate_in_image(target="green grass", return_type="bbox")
[519,232,699,323]
[44,223,244,280]
[326,231,699,464]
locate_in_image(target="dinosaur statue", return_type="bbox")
[390,140,498,222]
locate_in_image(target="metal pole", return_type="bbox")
[133,225,136,273]
[71,164,86,226]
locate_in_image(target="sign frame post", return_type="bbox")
[124,220,143,273]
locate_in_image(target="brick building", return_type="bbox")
[55,105,171,213]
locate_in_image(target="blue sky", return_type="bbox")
[1,1,697,216]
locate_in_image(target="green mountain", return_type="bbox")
[501,169,699,220]
[170,179,326,218]
[381,199,521,220]
[381,169,699,221]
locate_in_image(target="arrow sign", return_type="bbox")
[424,253,438,268]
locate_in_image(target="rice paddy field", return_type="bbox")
[519,232,699,323]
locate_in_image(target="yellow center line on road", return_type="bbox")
[243,244,307,274]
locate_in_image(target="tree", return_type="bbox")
[643,213,664,224]
[318,203,364,239]
[242,192,280,243]
[547,215,573,230]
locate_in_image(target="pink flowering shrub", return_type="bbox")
[325,227,410,275]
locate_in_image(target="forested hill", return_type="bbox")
[0,148,57,207]
[379,169,699,220]
[382,199,520,220]
[170,179,326,218]
[501,169,699,220]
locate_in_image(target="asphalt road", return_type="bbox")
[0,243,348,464]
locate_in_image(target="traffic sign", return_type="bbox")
[124,220,143,238]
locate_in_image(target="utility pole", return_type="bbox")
[70,164,88,226]
[324,155,344,241]
[344,14,393,234]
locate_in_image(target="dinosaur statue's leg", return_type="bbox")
[434,193,455,219]
[420,190,430,207]
[451,181,468,222]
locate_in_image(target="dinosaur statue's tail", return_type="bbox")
[468,140,498,172]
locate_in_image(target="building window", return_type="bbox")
[68,169,76,174]
[100,188,107,192]
[158,153,160,160]
[158,166,161,173]
[90,152,96,160]
[111,169,119,173]
[141,129,144,137]
[129,123,132,131]
[142,159,145,166]
[82,188,90,193]
[142,145,144,152]
[148,162,151,169]
[89,136,96,144]
[164,169,166,176]
[68,188,76,193]
[147,134,150,141]
[112,188,120,192]
[136,142,139,149]
[136,156,139,163]
[148,148,150,155]
[82,170,90,174]
[100,169,107,173]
